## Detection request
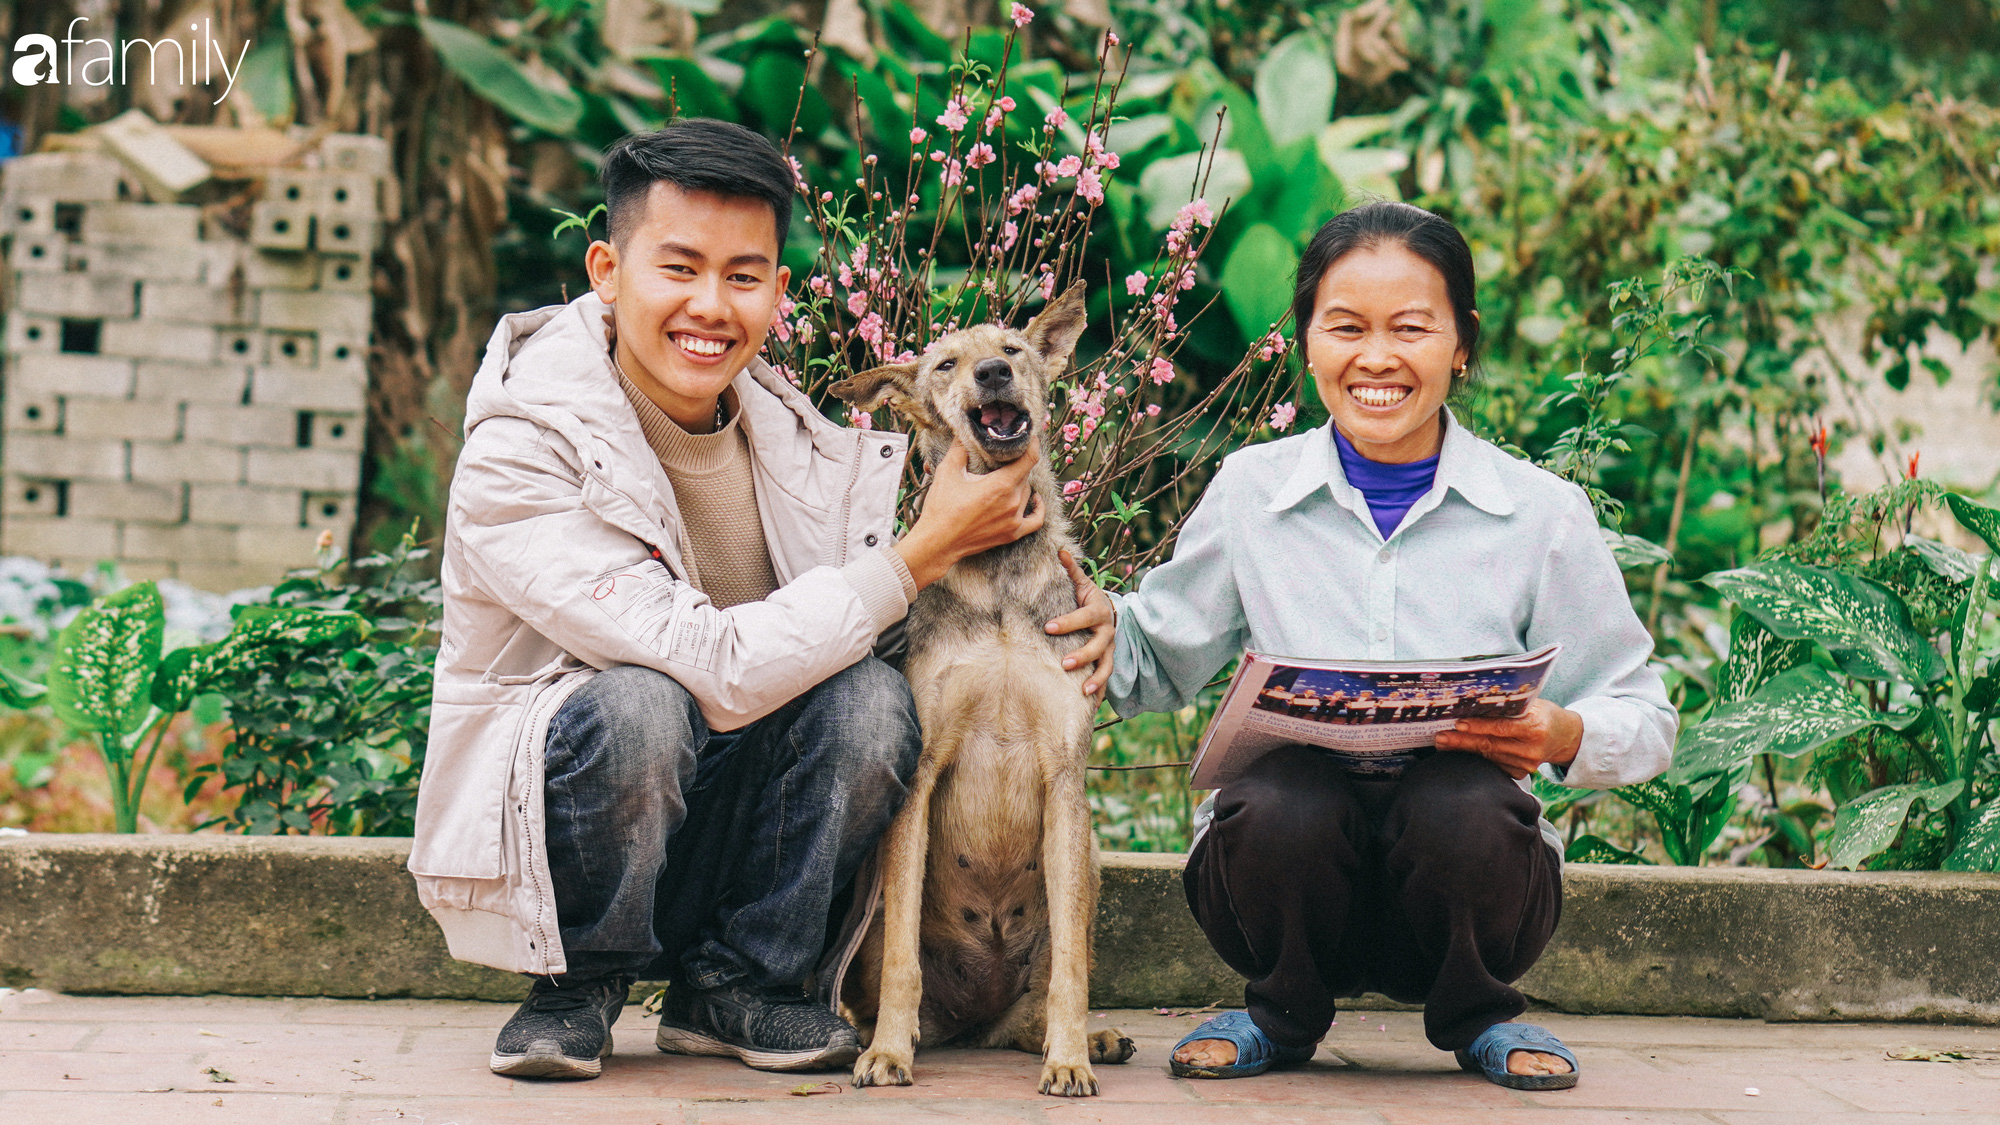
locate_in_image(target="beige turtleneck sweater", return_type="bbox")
[614,372,782,610]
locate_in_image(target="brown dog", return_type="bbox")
[830,283,1135,1097]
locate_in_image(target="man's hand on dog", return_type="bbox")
[1046,548,1114,698]
[895,442,1045,590]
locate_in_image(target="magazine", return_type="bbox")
[1188,644,1563,789]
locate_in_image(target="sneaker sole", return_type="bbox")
[490,1034,613,1080]
[655,1023,860,1071]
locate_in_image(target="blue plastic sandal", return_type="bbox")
[1169,1010,1316,1079]
[1455,1022,1579,1090]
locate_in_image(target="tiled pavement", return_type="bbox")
[2,991,1996,1123]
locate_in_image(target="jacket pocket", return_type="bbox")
[408,680,535,879]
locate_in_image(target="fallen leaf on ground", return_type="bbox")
[204,1067,234,1083]
[789,1081,842,1096]
[1888,1047,2000,1062]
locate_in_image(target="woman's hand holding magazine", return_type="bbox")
[1188,644,1568,788]
[1435,698,1583,779]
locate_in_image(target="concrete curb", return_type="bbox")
[3,835,1997,1022]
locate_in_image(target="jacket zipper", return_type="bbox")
[834,431,864,567]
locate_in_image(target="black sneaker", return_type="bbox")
[654,981,861,1071]
[489,974,631,1079]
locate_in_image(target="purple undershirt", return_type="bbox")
[1332,424,1441,541]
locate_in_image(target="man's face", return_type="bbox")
[586,183,790,424]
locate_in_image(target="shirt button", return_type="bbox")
[879,444,894,458]
[1374,626,1389,641]
[865,534,879,547]
[1377,548,1393,563]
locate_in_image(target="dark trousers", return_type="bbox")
[1184,747,1561,1052]
[541,657,921,994]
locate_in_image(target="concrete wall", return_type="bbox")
[4,835,1998,1023]
[0,136,387,590]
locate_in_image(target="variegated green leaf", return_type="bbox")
[1599,527,1672,571]
[1565,834,1649,864]
[1946,493,2000,554]
[151,606,370,713]
[1531,772,1591,819]
[1611,776,1688,819]
[1713,612,1813,705]
[1942,803,2000,872]
[1827,779,1963,870]
[1671,665,1906,781]
[46,582,165,739]
[0,665,47,710]
[1703,558,1945,685]
[1904,535,1980,584]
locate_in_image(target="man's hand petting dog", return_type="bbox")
[895,442,1045,590]
[1433,699,1584,778]
[1046,548,1114,697]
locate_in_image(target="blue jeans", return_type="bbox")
[541,657,921,993]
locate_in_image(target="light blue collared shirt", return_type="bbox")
[1106,411,1676,836]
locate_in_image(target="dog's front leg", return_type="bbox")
[851,762,937,1088]
[1036,765,1101,1097]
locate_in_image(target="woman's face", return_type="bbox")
[1304,241,1471,463]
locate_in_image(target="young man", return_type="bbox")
[409,120,1111,1081]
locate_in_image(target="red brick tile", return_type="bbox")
[0,1021,89,1050]
[347,1095,694,1124]
[0,1090,339,1124]
[1792,1067,2000,1113]
[1041,1103,1380,1124]
[89,1020,404,1054]
[0,1049,203,1091]
[1380,1110,1715,1124]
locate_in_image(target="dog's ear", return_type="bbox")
[1023,280,1088,373]
[829,362,924,420]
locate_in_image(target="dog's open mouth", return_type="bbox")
[971,402,1032,446]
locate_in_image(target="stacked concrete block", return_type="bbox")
[0,136,388,591]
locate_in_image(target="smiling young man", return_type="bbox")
[410,119,1111,1082]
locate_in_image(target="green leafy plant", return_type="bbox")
[185,529,440,836]
[0,580,364,833]
[1666,492,2000,870]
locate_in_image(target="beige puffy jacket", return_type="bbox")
[409,293,911,976]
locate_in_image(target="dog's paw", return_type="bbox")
[1039,1058,1100,1097]
[852,1047,914,1088]
[1089,1027,1137,1065]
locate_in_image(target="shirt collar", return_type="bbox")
[1264,408,1516,518]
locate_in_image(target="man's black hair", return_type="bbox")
[600,118,794,250]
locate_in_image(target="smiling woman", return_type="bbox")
[1293,202,1482,466]
[1099,202,1676,1091]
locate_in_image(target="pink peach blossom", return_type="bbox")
[1126,271,1148,296]
[1269,402,1297,431]
[937,96,971,132]
[1149,357,1175,385]
[1011,3,1034,27]
[1076,167,1104,204]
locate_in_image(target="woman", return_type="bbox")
[1100,202,1674,1089]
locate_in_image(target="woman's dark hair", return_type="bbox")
[601,118,794,249]
[1290,201,1481,381]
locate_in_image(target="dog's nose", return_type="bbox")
[972,358,1013,389]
